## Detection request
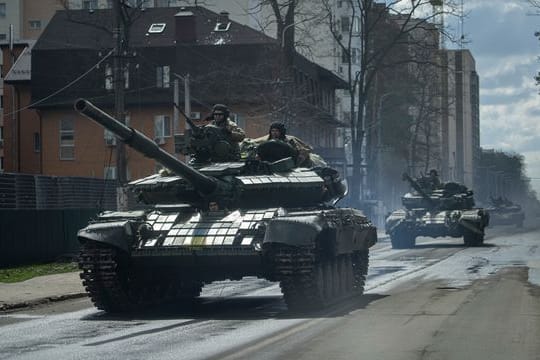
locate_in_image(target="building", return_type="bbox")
[20,6,345,179]
[441,49,480,189]
[0,40,39,174]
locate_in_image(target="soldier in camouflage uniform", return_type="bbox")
[209,104,245,144]
[266,122,313,167]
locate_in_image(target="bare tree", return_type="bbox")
[319,0,458,205]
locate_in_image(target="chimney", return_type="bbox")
[218,11,230,24]
[175,8,196,43]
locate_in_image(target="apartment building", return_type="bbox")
[441,49,480,188]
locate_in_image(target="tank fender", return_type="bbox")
[263,215,324,247]
[77,220,134,253]
[460,209,489,227]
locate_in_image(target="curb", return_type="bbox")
[0,293,88,313]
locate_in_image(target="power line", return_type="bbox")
[2,49,114,119]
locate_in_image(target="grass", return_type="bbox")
[0,262,79,283]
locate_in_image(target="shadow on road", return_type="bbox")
[413,243,496,249]
[81,293,388,322]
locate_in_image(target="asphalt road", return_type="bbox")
[1,226,539,360]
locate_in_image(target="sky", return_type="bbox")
[452,0,540,193]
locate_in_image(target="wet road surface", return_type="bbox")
[1,226,539,360]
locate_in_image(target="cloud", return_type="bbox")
[448,1,538,56]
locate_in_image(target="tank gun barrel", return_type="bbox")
[402,172,436,208]
[74,99,217,194]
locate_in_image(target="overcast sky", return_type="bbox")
[452,0,540,193]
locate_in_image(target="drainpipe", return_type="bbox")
[37,109,43,174]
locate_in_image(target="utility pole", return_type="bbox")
[113,0,128,209]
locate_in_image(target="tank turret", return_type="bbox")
[75,99,345,209]
[74,99,377,313]
[401,173,437,209]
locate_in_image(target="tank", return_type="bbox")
[74,99,377,313]
[485,197,525,227]
[385,173,489,249]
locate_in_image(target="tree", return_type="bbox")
[478,149,540,215]
[60,0,147,208]
[318,0,458,205]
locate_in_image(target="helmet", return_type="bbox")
[212,104,230,118]
[268,122,286,140]
[429,169,438,176]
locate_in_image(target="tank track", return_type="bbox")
[79,241,202,313]
[271,246,369,311]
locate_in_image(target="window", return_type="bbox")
[104,64,128,89]
[60,119,75,160]
[29,20,41,30]
[343,48,360,64]
[148,23,166,33]
[154,115,171,143]
[105,64,113,90]
[33,132,41,152]
[0,3,6,18]
[352,47,360,64]
[231,113,246,129]
[82,0,97,10]
[104,166,117,180]
[0,34,6,41]
[214,21,231,32]
[124,64,129,89]
[341,49,349,64]
[156,65,170,88]
[341,16,350,32]
[352,16,360,33]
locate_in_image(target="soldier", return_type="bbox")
[266,122,313,167]
[188,104,246,164]
[428,169,442,190]
[208,104,245,143]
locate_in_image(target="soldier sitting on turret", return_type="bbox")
[208,104,245,144]
[255,122,314,167]
[186,104,246,164]
[428,169,442,190]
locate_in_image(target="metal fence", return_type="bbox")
[0,173,118,210]
[0,173,119,267]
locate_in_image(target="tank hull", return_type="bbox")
[385,208,489,248]
[78,206,376,312]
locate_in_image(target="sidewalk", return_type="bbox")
[0,271,87,312]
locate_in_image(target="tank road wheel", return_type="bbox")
[78,241,135,312]
[463,227,484,247]
[274,246,369,311]
[390,230,415,249]
[79,241,202,313]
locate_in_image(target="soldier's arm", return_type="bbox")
[226,120,246,142]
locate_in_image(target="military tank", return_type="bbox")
[485,197,525,227]
[75,99,377,313]
[385,173,489,249]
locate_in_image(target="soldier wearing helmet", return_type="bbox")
[428,169,441,189]
[209,104,245,143]
[266,122,313,167]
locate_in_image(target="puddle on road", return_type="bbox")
[367,266,405,278]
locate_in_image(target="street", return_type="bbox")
[1,226,539,360]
